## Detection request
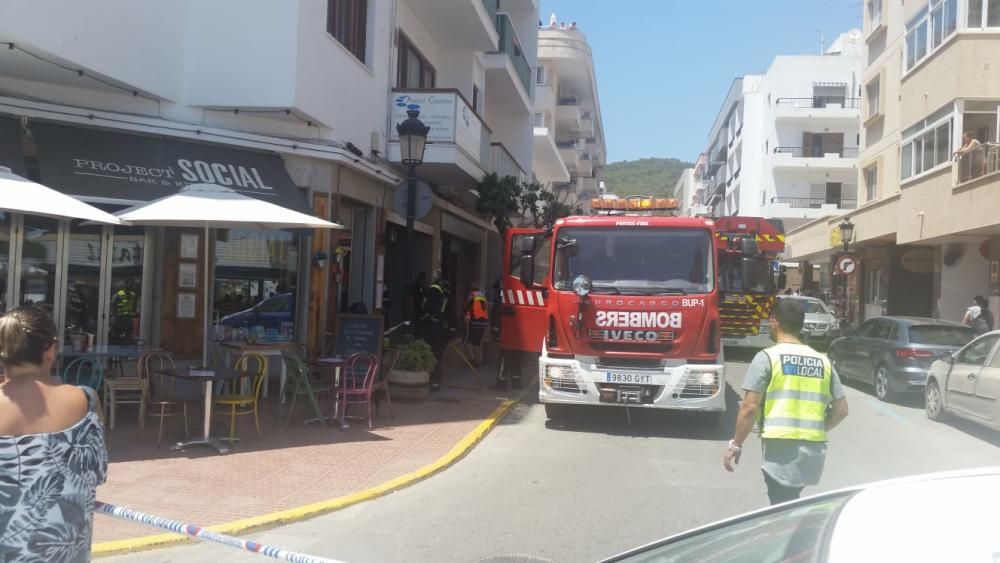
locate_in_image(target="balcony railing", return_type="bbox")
[955,143,1000,186]
[770,196,857,210]
[480,0,498,25]
[775,97,861,109]
[495,13,532,96]
[556,140,578,150]
[490,142,525,181]
[774,146,859,158]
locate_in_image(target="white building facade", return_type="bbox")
[691,31,864,231]
[533,18,606,213]
[0,0,538,358]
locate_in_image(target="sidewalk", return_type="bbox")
[94,355,512,545]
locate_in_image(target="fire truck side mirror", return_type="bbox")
[519,255,535,287]
[741,258,765,292]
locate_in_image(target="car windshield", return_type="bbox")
[908,325,974,346]
[553,227,714,294]
[799,300,830,314]
[616,494,853,562]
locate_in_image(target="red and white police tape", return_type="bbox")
[95,501,344,563]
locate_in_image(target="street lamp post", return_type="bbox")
[839,217,855,254]
[396,109,430,331]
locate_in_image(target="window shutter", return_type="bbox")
[535,66,546,86]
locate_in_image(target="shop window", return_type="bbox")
[108,226,145,345]
[397,33,436,89]
[0,214,10,312]
[65,220,104,349]
[214,229,299,342]
[327,0,368,63]
[19,215,59,315]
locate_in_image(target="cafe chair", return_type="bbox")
[337,353,381,430]
[62,356,105,393]
[136,350,189,447]
[281,350,333,425]
[374,347,398,418]
[103,363,144,431]
[213,353,268,442]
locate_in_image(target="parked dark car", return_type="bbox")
[778,295,840,350]
[828,316,973,402]
[219,293,293,329]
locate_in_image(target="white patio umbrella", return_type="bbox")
[116,183,342,367]
[0,166,120,223]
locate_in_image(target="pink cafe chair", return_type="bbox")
[337,353,381,430]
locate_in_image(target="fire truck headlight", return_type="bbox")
[572,275,593,297]
[547,366,565,380]
[698,372,717,386]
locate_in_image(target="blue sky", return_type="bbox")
[539,1,863,163]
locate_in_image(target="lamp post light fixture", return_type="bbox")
[839,217,855,254]
[396,109,430,330]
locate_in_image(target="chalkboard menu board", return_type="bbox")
[334,315,384,358]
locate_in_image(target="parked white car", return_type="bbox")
[926,329,1000,430]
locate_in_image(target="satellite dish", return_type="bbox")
[392,179,434,221]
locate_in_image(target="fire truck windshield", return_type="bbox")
[553,228,714,294]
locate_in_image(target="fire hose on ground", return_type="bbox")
[95,501,345,563]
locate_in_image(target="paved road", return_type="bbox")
[110,360,1000,563]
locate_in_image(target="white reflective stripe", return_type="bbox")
[526,291,535,306]
[500,292,506,304]
[536,291,545,306]
[516,291,525,305]
[507,290,515,304]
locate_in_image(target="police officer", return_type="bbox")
[723,298,850,505]
[426,272,451,392]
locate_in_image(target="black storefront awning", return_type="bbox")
[0,115,26,176]
[31,121,310,213]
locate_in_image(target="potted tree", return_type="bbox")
[387,339,437,402]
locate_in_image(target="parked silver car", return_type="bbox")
[779,295,840,350]
[926,330,1000,430]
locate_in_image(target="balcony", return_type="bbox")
[955,143,1000,188]
[406,0,499,51]
[533,126,570,184]
[388,89,490,186]
[774,97,860,121]
[769,196,855,219]
[485,13,532,112]
[490,142,526,182]
[772,146,859,170]
[579,111,596,137]
[578,152,593,177]
[556,98,582,129]
[557,140,580,170]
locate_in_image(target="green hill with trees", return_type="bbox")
[603,157,693,198]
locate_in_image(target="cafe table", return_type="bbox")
[309,356,348,429]
[218,340,295,402]
[158,366,249,454]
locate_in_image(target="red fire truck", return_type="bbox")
[714,217,786,351]
[499,197,772,420]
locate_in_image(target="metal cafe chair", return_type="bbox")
[136,350,189,447]
[336,353,381,430]
[213,353,268,442]
[280,350,333,425]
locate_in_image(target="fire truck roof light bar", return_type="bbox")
[590,197,679,212]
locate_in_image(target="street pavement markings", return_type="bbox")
[92,398,521,558]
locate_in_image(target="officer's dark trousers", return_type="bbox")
[763,470,803,505]
[429,321,446,386]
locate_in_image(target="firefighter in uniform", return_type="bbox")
[724,298,850,505]
[464,285,490,366]
[110,279,139,343]
[426,273,451,392]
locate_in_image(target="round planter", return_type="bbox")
[388,369,430,403]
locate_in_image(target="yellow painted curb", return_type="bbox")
[93,398,519,557]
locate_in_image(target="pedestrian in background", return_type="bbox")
[963,295,994,336]
[0,306,108,559]
[426,272,451,392]
[724,298,850,505]
[464,284,490,366]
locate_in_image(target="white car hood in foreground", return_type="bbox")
[828,472,1000,561]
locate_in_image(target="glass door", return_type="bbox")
[107,226,147,345]
[64,219,105,352]
[0,213,12,311]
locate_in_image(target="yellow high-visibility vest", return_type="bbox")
[760,342,834,442]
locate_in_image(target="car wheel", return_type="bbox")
[926,380,949,422]
[875,365,896,402]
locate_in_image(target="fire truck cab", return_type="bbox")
[500,197,768,420]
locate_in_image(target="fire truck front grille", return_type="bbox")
[596,358,662,370]
[590,342,672,354]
